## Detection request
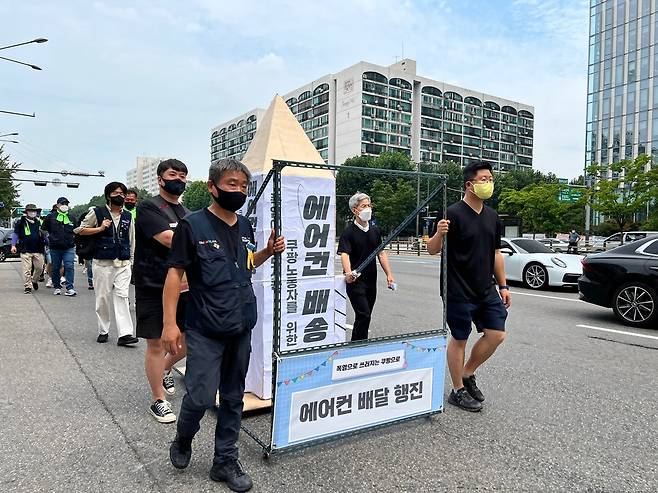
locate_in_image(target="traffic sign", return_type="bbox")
[558,188,583,203]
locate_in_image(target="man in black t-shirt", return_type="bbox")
[428,161,511,413]
[134,159,190,424]
[337,192,395,341]
[162,158,285,492]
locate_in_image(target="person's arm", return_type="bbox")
[494,251,511,308]
[161,267,184,355]
[76,208,110,236]
[377,250,395,287]
[427,219,450,255]
[153,230,174,248]
[10,232,18,253]
[254,229,285,268]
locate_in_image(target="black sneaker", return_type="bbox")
[163,369,175,396]
[150,399,176,423]
[97,333,109,343]
[117,335,139,346]
[462,374,485,402]
[24,287,32,294]
[169,434,192,469]
[448,388,482,412]
[210,460,253,492]
[88,285,94,290]
[32,281,38,291]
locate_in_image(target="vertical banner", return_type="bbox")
[242,172,346,400]
[271,335,446,450]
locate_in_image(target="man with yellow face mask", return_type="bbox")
[427,161,511,413]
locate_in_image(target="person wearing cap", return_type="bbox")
[75,182,138,347]
[41,197,78,296]
[11,204,46,294]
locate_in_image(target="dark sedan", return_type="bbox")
[579,235,658,327]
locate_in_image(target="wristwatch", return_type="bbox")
[498,285,509,291]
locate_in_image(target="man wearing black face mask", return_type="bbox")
[76,182,137,346]
[163,158,285,492]
[134,158,190,424]
[124,189,138,220]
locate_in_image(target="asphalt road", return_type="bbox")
[1,255,657,492]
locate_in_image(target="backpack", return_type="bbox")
[75,207,103,260]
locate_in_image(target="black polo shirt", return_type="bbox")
[443,201,502,302]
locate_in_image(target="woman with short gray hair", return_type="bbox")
[337,192,395,340]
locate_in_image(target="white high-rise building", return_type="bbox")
[126,156,170,196]
[211,59,534,171]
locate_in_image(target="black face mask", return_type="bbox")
[161,178,186,196]
[124,202,136,210]
[110,195,125,206]
[212,185,247,212]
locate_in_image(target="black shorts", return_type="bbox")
[136,289,188,340]
[446,293,507,341]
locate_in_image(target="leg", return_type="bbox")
[21,253,32,290]
[447,337,468,390]
[50,250,63,289]
[63,248,75,290]
[145,338,167,402]
[165,292,188,371]
[347,283,373,341]
[93,262,113,335]
[464,295,508,376]
[177,330,224,440]
[33,254,44,284]
[463,329,506,377]
[112,265,134,338]
[86,259,94,287]
[214,330,252,464]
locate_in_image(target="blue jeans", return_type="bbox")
[50,247,75,290]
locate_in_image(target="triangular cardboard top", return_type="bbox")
[242,95,332,178]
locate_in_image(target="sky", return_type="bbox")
[1,0,590,208]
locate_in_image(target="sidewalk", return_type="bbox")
[0,261,159,492]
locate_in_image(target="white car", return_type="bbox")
[500,238,584,290]
[536,238,570,253]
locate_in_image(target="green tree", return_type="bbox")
[586,154,658,232]
[0,146,21,222]
[370,178,416,233]
[499,183,580,236]
[182,180,211,211]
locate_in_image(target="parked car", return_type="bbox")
[500,238,584,290]
[579,235,658,327]
[537,238,571,253]
[0,227,19,262]
[602,231,658,250]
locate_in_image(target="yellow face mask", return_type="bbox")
[471,182,494,200]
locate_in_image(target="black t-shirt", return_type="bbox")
[337,222,382,285]
[443,201,502,302]
[134,197,188,289]
[167,209,251,269]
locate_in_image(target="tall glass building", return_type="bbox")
[211,59,534,170]
[586,0,658,170]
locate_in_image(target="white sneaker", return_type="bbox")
[53,288,61,295]
[60,276,66,285]
[45,278,53,288]
[149,399,176,423]
[64,288,77,297]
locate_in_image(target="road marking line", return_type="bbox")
[577,324,658,341]
[510,291,583,303]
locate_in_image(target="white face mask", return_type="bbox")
[58,204,69,213]
[27,211,37,218]
[358,208,372,222]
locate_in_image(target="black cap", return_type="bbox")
[57,197,70,204]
